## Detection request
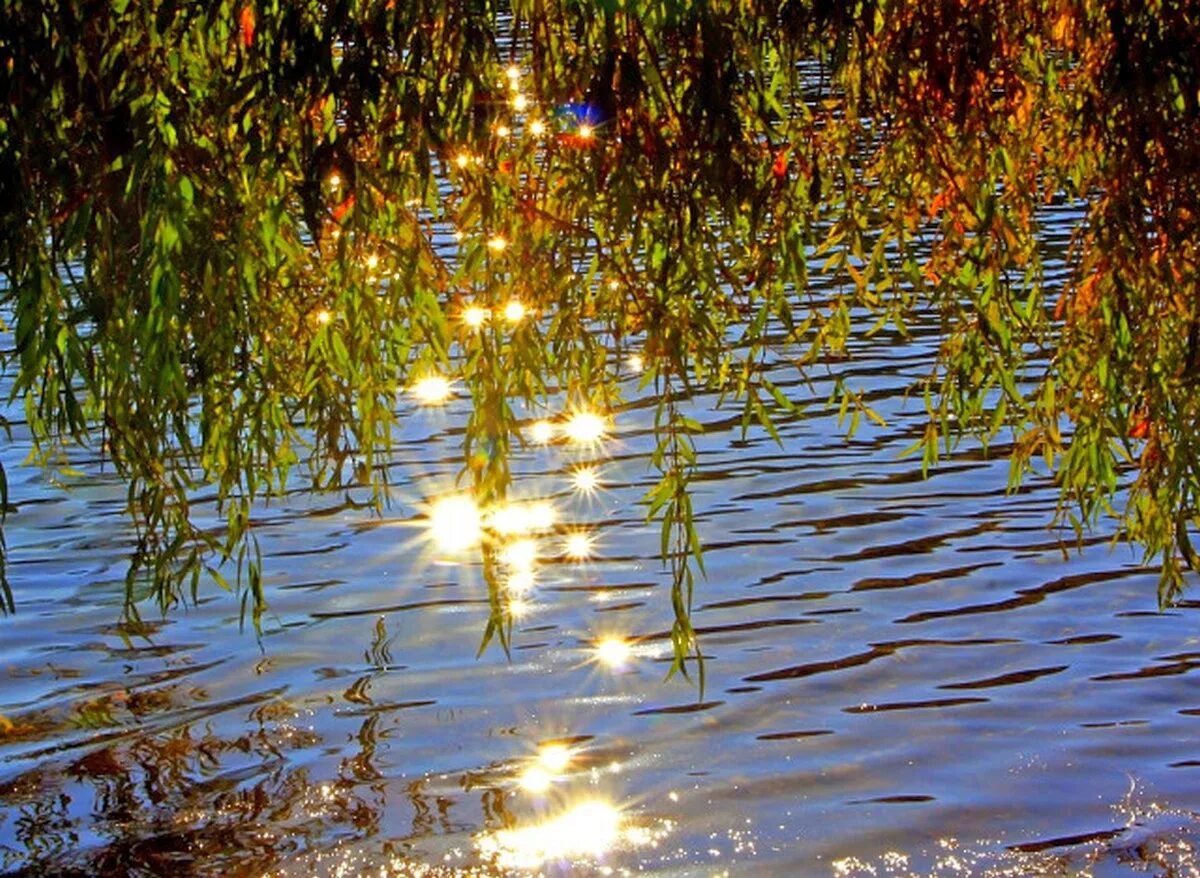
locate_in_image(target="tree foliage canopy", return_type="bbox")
[2,0,1199,669]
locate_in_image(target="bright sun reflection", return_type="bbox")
[501,538,538,571]
[627,353,644,372]
[478,799,622,870]
[463,305,489,328]
[504,300,527,323]
[571,465,601,496]
[506,569,536,595]
[538,743,572,772]
[314,308,332,325]
[564,532,594,561]
[529,119,546,136]
[563,410,607,445]
[487,235,508,252]
[489,501,555,536]
[411,375,452,405]
[427,494,482,553]
[530,419,556,443]
[517,765,552,793]
[595,635,632,669]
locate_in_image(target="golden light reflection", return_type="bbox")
[578,123,594,139]
[314,308,332,325]
[488,501,555,536]
[528,501,555,530]
[530,419,556,443]
[627,353,644,373]
[538,743,572,773]
[571,465,601,496]
[501,538,538,571]
[487,235,508,252]
[595,635,632,669]
[427,494,482,553]
[518,766,552,793]
[454,152,471,169]
[513,93,529,112]
[529,119,546,137]
[505,64,521,83]
[478,799,622,871]
[411,374,452,405]
[503,300,527,323]
[564,532,594,561]
[496,124,511,138]
[506,569,536,595]
[508,596,533,620]
[365,253,379,271]
[327,172,341,189]
[563,410,607,444]
[462,305,489,328]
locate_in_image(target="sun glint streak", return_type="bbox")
[411,374,452,405]
[462,305,489,328]
[501,538,538,572]
[538,743,572,773]
[503,300,527,323]
[564,532,594,561]
[563,410,607,445]
[427,494,482,553]
[478,799,622,870]
[595,635,632,669]
[530,419,556,443]
[571,466,601,496]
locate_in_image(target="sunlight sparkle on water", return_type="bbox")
[501,538,538,571]
[565,532,595,561]
[512,93,528,112]
[571,465,601,496]
[488,501,555,536]
[517,765,553,793]
[563,411,607,444]
[478,799,621,871]
[578,123,594,139]
[508,596,533,620]
[462,305,489,328]
[315,308,332,325]
[506,569,536,595]
[427,494,482,553]
[529,419,556,443]
[505,64,521,83]
[529,119,546,137]
[411,375,452,405]
[503,300,527,323]
[487,235,508,252]
[454,152,471,169]
[595,636,632,669]
[496,124,511,138]
[627,353,644,372]
[538,743,572,772]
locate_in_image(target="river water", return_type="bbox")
[3,203,1200,877]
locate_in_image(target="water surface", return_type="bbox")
[3,213,1200,877]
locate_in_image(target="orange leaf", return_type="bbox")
[332,193,355,223]
[240,5,255,48]
[771,147,789,180]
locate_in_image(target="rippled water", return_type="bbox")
[4,204,1200,877]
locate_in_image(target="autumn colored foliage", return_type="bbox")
[0,1,1197,652]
